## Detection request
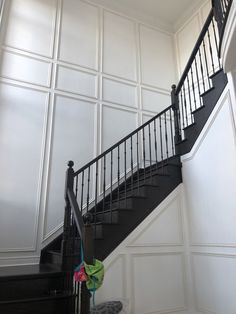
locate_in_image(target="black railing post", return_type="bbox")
[80,215,94,314]
[61,161,75,313]
[62,160,75,269]
[171,85,182,154]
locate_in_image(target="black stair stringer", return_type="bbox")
[93,159,182,260]
[40,157,182,264]
[176,69,228,155]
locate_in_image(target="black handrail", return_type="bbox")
[212,0,233,56]
[176,9,214,93]
[174,9,222,131]
[67,188,84,242]
[74,104,173,176]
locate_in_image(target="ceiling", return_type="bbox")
[91,0,207,31]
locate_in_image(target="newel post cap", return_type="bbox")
[67,160,74,168]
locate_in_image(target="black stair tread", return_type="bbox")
[183,122,196,130]
[200,86,214,97]
[91,220,121,226]
[100,205,133,212]
[104,195,147,207]
[0,292,72,305]
[0,264,63,281]
[47,250,61,255]
[95,208,133,215]
[192,105,205,114]
[209,68,224,79]
[120,180,159,188]
[175,138,188,145]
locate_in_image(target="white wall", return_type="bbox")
[175,0,211,77]
[0,0,177,265]
[182,87,236,314]
[95,186,197,314]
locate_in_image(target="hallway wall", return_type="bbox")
[0,0,177,265]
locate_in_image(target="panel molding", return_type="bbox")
[130,252,188,314]
[0,48,52,87]
[0,254,40,267]
[102,76,138,108]
[102,9,137,82]
[58,0,100,71]
[0,82,50,253]
[55,64,98,98]
[181,90,235,164]
[128,194,184,247]
[3,0,57,59]
[191,252,236,314]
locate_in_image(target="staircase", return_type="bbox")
[0,2,232,314]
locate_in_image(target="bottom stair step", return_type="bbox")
[0,264,71,314]
[0,293,72,314]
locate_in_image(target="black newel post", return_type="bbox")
[171,85,182,154]
[61,161,75,312]
[62,160,75,269]
[81,214,94,314]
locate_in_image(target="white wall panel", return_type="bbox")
[192,253,236,314]
[56,65,97,98]
[102,105,137,150]
[102,77,137,108]
[0,83,47,251]
[131,196,183,246]
[183,95,236,246]
[176,15,201,74]
[201,1,211,23]
[142,87,170,113]
[0,51,51,86]
[103,11,137,81]
[4,0,56,57]
[44,96,96,237]
[95,187,190,314]
[140,25,176,90]
[59,0,99,69]
[132,253,186,314]
[96,255,126,301]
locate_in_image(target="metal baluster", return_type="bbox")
[179,90,185,133]
[94,161,98,225]
[117,145,120,203]
[124,140,127,205]
[86,167,90,214]
[182,85,188,127]
[198,47,206,93]
[142,127,146,182]
[187,74,194,123]
[159,117,164,164]
[130,136,134,193]
[170,109,175,156]
[207,28,215,74]
[211,20,221,68]
[81,171,84,212]
[154,119,158,168]
[102,155,106,214]
[148,124,152,179]
[164,112,169,159]
[190,66,197,111]
[202,37,211,88]
[194,57,202,108]
[110,151,113,220]
[75,175,78,198]
[136,132,140,193]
